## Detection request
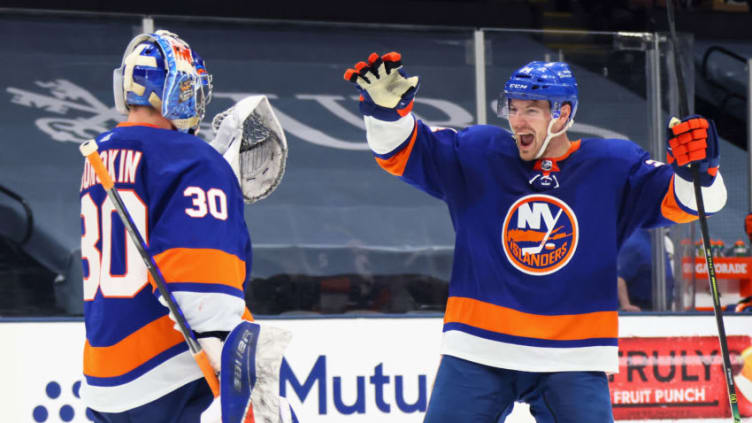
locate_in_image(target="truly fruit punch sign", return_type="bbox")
[610,336,752,420]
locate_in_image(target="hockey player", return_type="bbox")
[344,53,727,422]
[80,30,291,422]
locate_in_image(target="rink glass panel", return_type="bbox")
[1,10,748,315]
[0,12,142,316]
[146,17,477,315]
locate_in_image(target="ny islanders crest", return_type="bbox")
[501,194,578,275]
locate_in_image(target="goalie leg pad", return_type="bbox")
[220,322,293,423]
[220,321,260,423]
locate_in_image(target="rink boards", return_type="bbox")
[1,314,751,423]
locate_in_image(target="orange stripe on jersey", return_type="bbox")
[149,248,246,290]
[84,315,184,378]
[660,176,696,224]
[444,296,618,341]
[373,123,418,176]
[551,139,581,161]
[116,122,163,129]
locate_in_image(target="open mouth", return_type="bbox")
[518,133,535,147]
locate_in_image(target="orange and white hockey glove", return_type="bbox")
[666,115,719,187]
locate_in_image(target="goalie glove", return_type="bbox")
[666,115,719,187]
[210,96,288,204]
[344,52,420,121]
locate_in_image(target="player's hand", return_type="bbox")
[343,52,420,121]
[666,115,719,186]
[621,304,642,312]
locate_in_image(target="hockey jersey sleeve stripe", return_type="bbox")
[149,247,246,291]
[365,114,416,155]
[444,296,618,341]
[84,314,185,378]
[373,122,418,176]
[660,177,698,223]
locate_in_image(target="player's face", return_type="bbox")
[506,99,552,161]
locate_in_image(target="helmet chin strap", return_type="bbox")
[533,117,574,160]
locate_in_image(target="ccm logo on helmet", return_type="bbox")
[508,83,528,90]
[501,194,579,276]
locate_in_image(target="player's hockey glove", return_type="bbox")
[666,115,719,187]
[745,213,752,243]
[343,52,420,121]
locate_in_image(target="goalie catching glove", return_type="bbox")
[210,96,288,204]
[344,52,420,121]
[666,115,719,187]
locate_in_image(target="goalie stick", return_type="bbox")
[665,1,741,421]
[79,140,222,400]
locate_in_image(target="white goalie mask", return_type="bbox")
[210,96,288,203]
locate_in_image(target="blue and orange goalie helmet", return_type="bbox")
[113,30,213,134]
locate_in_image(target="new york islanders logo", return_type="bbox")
[501,194,578,275]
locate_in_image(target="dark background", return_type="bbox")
[3,0,752,39]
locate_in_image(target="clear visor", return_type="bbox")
[497,92,511,118]
[498,93,559,120]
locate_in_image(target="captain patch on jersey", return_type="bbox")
[501,194,578,276]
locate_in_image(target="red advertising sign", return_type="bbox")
[610,336,752,420]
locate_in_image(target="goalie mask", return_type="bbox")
[113,30,213,134]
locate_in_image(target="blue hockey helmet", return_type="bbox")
[113,30,213,134]
[499,61,578,122]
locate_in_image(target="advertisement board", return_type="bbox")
[611,336,752,420]
[1,315,751,423]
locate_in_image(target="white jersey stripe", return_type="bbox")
[440,330,619,373]
[82,351,203,412]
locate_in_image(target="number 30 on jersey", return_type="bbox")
[80,187,228,301]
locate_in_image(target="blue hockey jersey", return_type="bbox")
[79,123,252,411]
[365,114,726,373]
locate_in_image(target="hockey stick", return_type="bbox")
[79,140,220,398]
[665,1,741,421]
